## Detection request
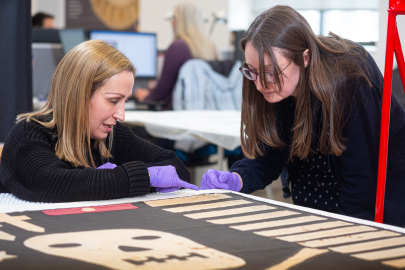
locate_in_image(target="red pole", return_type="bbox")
[375,8,396,223]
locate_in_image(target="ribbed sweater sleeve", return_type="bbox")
[113,122,191,184]
[0,120,189,203]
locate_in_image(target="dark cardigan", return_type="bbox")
[0,120,190,203]
[230,47,405,227]
[144,39,192,110]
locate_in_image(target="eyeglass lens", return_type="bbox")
[241,68,276,83]
[240,69,256,80]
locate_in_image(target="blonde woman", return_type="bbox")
[134,2,219,110]
[0,40,198,202]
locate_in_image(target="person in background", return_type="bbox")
[32,12,56,29]
[200,5,405,227]
[0,40,198,202]
[134,2,219,110]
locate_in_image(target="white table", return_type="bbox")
[123,110,241,170]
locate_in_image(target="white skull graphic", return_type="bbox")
[24,229,246,270]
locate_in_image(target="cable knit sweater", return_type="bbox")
[0,119,190,202]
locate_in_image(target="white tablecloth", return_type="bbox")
[124,110,241,151]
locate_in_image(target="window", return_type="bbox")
[298,9,379,51]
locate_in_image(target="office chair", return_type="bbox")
[172,59,244,169]
[172,59,242,110]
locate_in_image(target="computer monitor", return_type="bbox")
[89,30,157,79]
[32,28,61,43]
[32,43,64,99]
[32,28,87,54]
[59,29,87,54]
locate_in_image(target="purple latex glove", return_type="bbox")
[148,165,199,193]
[200,169,241,191]
[97,162,117,169]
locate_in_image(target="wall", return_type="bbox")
[252,0,379,11]
[227,0,253,31]
[138,0,231,52]
[31,0,231,53]
[31,0,66,28]
[230,0,405,73]
[30,0,405,73]
[376,0,405,72]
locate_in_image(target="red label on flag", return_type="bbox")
[42,203,137,216]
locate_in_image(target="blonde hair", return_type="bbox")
[18,40,135,168]
[173,2,219,61]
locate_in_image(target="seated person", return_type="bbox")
[32,12,56,29]
[0,40,198,202]
[200,5,405,227]
[134,2,219,110]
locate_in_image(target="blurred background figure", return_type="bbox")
[32,12,56,29]
[133,2,219,110]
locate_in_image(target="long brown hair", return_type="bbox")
[18,40,135,168]
[240,5,371,160]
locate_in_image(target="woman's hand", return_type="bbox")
[148,165,199,193]
[133,88,150,102]
[200,169,242,191]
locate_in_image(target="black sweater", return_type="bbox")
[0,120,190,203]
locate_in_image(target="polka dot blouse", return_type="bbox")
[289,149,341,212]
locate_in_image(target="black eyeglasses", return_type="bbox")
[239,59,293,83]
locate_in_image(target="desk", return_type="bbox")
[123,110,241,170]
[1,190,405,269]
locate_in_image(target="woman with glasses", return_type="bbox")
[0,40,198,202]
[200,5,405,227]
